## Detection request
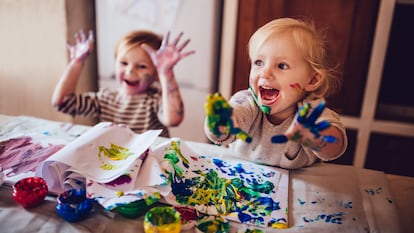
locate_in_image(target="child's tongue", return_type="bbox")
[125,80,139,86]
[260,88,279,101]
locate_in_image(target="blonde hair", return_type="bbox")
[114,30,162,58]
[248,18,340,98]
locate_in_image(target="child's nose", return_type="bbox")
[260,69,274,80]
[126,66,135,75]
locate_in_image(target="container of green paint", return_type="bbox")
[143,206,182,233]
[196,215,230,233]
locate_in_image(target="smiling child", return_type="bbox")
[52,30,194,137]
[205,18,347,169]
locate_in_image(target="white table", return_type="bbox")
[0,114,413,233]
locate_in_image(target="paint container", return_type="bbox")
[196,215,230,233]
[143,206,182,233]
[173,206,198,230]
[116,199,151,218]
[56,189,94,222]
[12,177,48,208]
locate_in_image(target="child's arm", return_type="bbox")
[142,31,195,126]
[271,102,345,160]
[51,30,94,107]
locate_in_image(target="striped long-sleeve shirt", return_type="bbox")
[57,88,169,137]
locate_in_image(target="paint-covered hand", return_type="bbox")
[142,31,195,74]
[205,93,252,143]
[271,102,336,150]
[67,30,94,63]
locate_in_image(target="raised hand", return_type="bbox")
[205,93,252,143]
[142,31,195,73]
[271,101,337,150]
[67,30,94,63]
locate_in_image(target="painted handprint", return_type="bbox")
[141,31,195,73]
[271,102,337,150]
[67,30,94,63]
[205,93,252,143]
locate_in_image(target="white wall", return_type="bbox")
[96,0,222,142]
[0,0,97,125]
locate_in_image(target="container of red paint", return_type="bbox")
[12,177,48,208]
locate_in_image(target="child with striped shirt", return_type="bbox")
[52,30,194,137]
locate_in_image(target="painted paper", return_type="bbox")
[35,122,161,194]
[150,139,289,228]
[0,116,89,185]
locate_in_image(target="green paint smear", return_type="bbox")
[145,206,180,225]
[196,216,230,233]
[205,92,252,143]
[249,86,271,114]
[163,141,279,221]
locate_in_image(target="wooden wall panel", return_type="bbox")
[233,0,380,116]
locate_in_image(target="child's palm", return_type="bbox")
[142,31,194,72]
[68,30,94,62]
[205,93,252,143]
[271,102,336,150]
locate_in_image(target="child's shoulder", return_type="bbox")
[230,89,256,108]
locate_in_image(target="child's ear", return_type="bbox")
[304,72,322,92]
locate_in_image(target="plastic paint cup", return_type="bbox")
[56,189,94,222]
[196,215,230,233]
[143,206,182,233]
[12,177,48,208]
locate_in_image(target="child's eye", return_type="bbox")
[253,60,264,66]
[137,64,148,69]
[120,61,128,66]
[278,63,289,70]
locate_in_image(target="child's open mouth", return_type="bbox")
[124,79,140,87]
[259,86,279,105]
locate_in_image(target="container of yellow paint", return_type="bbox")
[143,206,182,233]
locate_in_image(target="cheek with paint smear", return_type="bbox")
[289,83,303,93]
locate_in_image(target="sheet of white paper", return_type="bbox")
[35,122,161,194]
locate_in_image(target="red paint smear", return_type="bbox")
[105,174,132,186]
[174,206,198,222]
[0,136,64,176]
[289,83,302,93]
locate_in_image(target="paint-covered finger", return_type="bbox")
[160,31,170,49]
[297,103,310,123]
[271,134,288,144]
[88,30,94,42]
[323,135,337,143]
[180,50,196,60]
[80,30,86,42]
[307,101,325,124]
[316,120,331,132]
[141,44,155,56]
[177,38,190,52]
[172,32,184,46]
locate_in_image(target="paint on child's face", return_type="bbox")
[289,83,302,93]
[249,86,271,114]
[115,46,157,95]
[248,32,314,122]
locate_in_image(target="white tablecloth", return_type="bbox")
[0,114,413,233]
